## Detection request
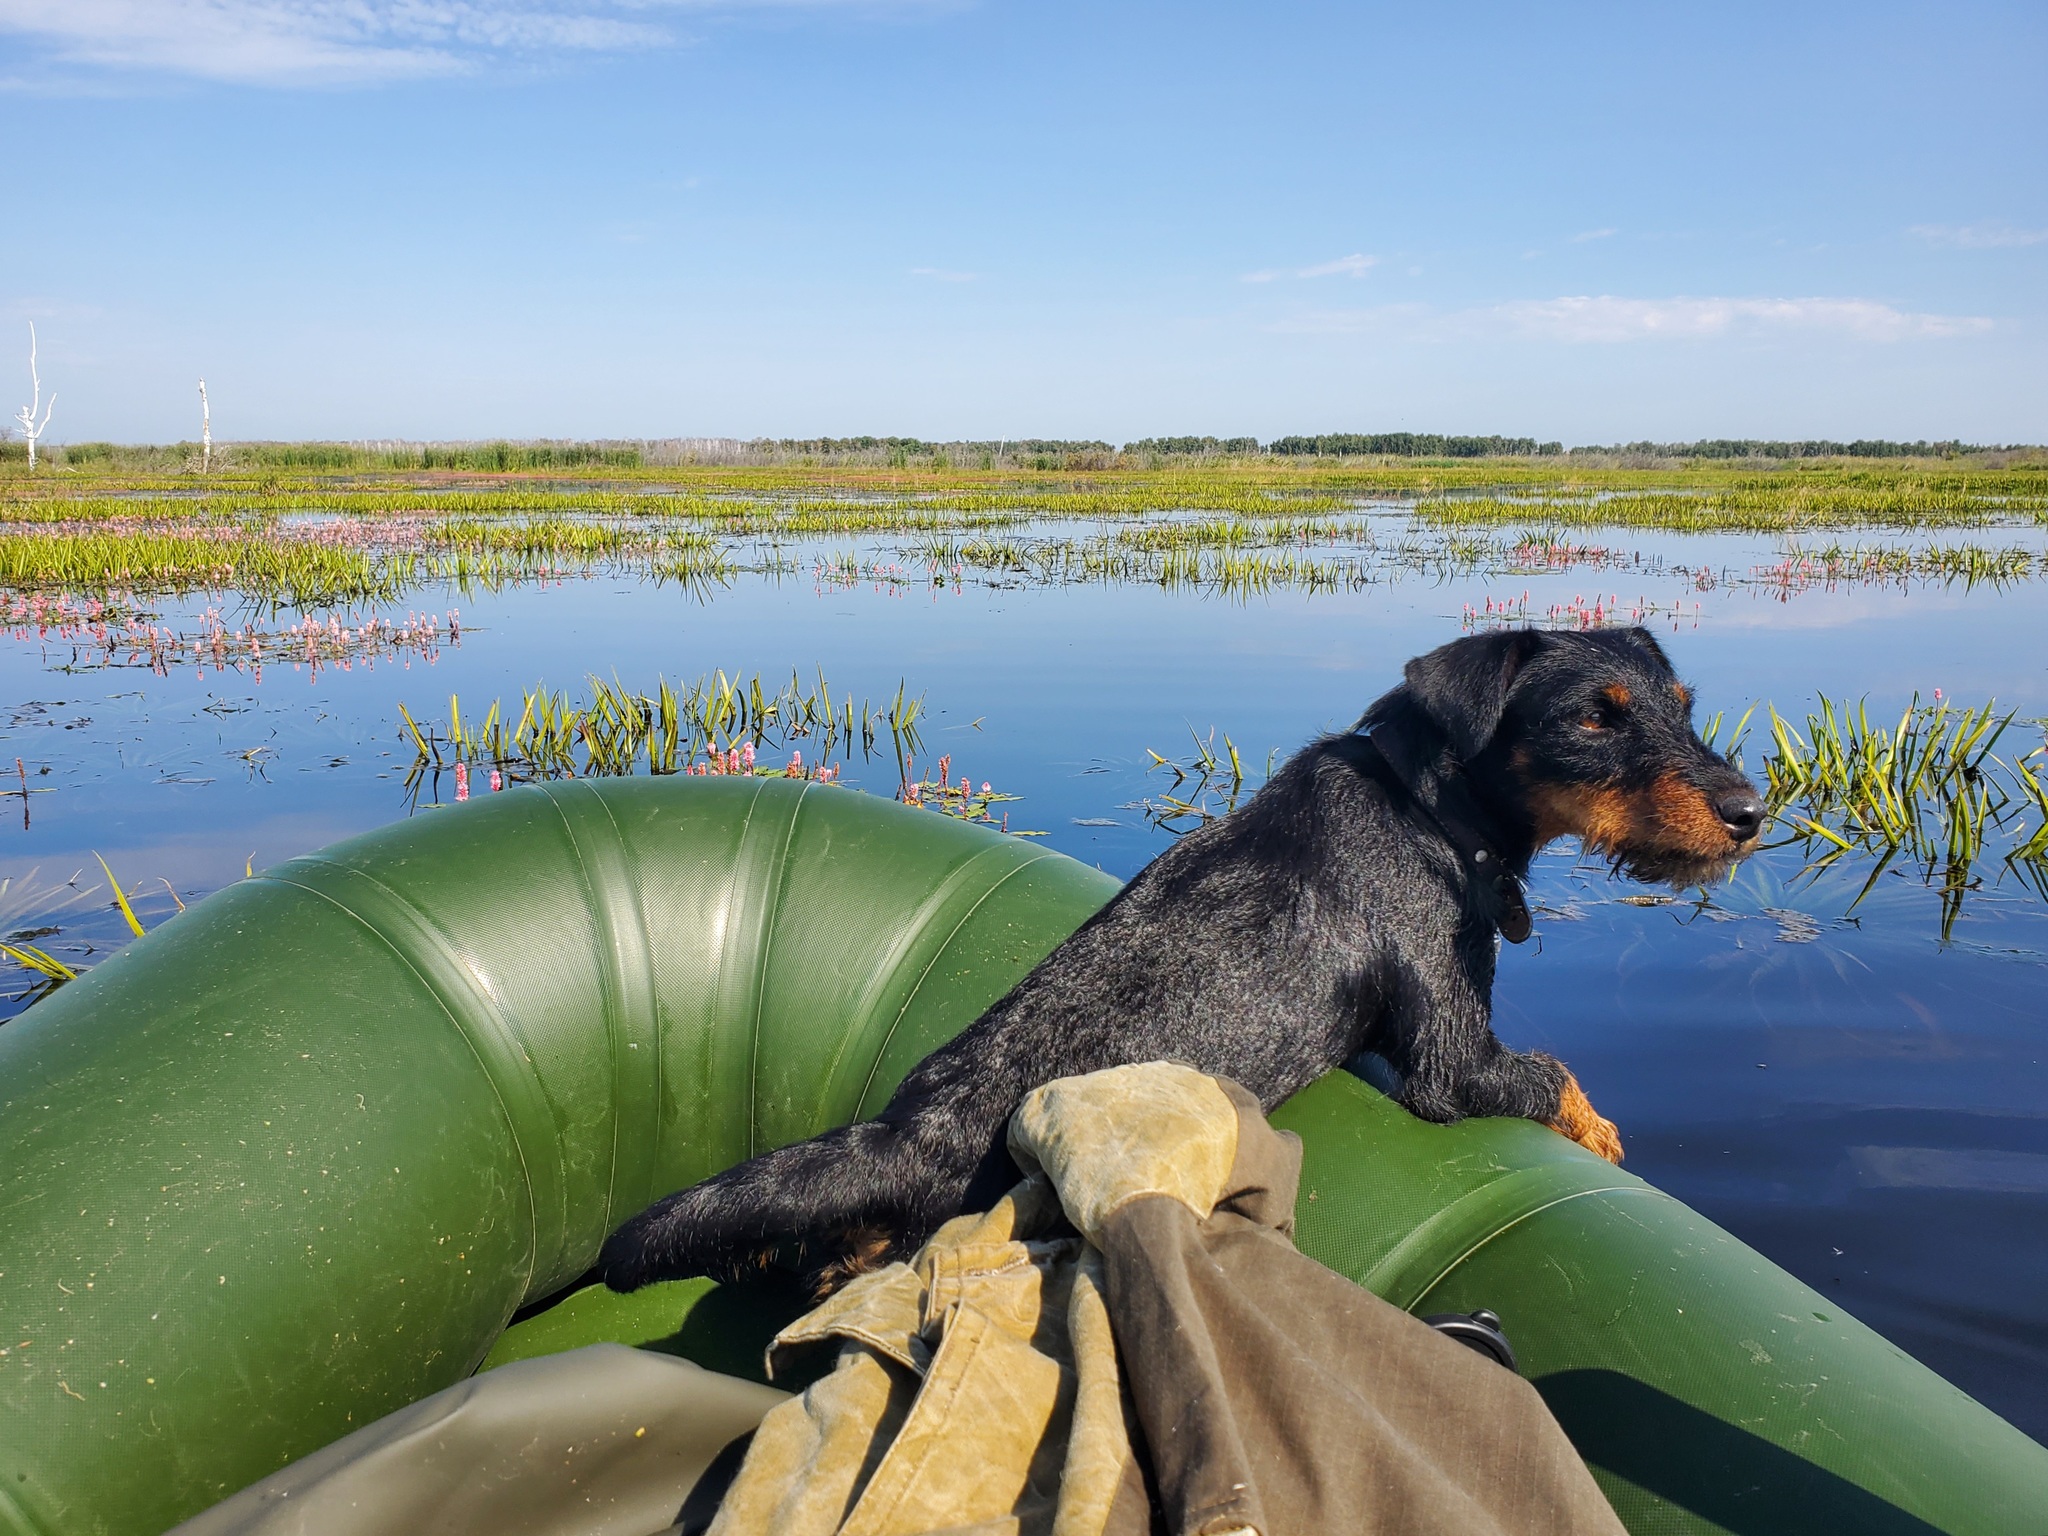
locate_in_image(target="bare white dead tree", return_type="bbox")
[12,323,55,470]
[198,378,211,472]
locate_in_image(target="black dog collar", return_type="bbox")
[1354,728,1534,945]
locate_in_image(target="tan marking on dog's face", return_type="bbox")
[1525,782,1640,852]
[1601,684,1631,709]
[1673,682,1693,708]
[1526,772,1734,859]
[1648,770,1734,855]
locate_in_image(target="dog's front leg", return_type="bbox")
[1376,945,1505,1126]
[1453,1048,1625,1164]
[1378,946,1624,1163]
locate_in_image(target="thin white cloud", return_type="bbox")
[1909,222,2048,250]
[1241,252,1376,284]
[1571,226,1617,242]
[1494,295,1991,342]
[910,266,975,282]
[0,0,935,86]
[1295,253,1375,279]
[1273,295,1993,343]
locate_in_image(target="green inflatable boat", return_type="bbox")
[1,779,2042,1535]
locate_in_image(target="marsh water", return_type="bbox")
[4,504,2046,1435]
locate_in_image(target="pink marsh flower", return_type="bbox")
[742,742,756,770]
[454,761,470,802]
[489,768,503,793]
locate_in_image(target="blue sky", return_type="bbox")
[1,1,2043,445]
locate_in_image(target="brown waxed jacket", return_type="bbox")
[708,1062,1627,1536]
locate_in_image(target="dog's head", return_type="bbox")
[1398,627,1764,887]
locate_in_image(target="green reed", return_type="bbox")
[0,855,171,997]
[0,528,411,606]
[1758,695,2046,932]
[1141,727,1276,831]
[1420,476,2048,533]
[400,670,926,785]
[10,459,2044,526]
[1770,543,2040,586]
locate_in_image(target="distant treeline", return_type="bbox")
[9,433,2039,474]
[1570,438,2001,460]
[1125,436,1261,456]
[1265,434,1564,458]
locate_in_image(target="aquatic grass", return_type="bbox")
[1759,694,2048,933]
[1142,727,1276,831]
[0,510,745,609]
[11,453,2045,512]
[0,939,78,983]
[1419,476,2048,533]
[0,857,172,995]
[401,670,927,789]
[95,853,147,938]
[9,464,2045,594]
[7,464,2044,617]
[1751,543,2040,594]
[0,527,414,605]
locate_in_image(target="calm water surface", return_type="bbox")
[4,512,2044,1433]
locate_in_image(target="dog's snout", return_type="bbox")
[1715,789,1764,843]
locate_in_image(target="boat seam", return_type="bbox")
[259,869,549,1303]
[1402,1184,1676,1312]
[850,849,1054,1121]
[535,781,661,1235]
[744,779,795,1158]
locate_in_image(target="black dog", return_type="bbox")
[601,626,1763,1295]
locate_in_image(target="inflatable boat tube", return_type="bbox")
[0,778,2041,1535]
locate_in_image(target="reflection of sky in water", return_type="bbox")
[2,515,2045,1432]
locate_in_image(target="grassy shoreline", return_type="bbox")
[1,459,2043,605]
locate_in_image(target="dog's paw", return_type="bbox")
[1548,1072,1625,1164]
[597,1217,666,1292]
[598,1189,708,1291]
[1569,1112,1626,1164]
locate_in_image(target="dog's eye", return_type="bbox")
[1580,709,1610,731]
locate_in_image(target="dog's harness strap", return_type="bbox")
[1354,730,1534,944]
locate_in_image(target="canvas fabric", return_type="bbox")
[167,1344,787,1536]
[709,1060,1627,1536]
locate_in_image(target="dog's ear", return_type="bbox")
[1612,626,1672,671]
[1403,629,1548,760]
